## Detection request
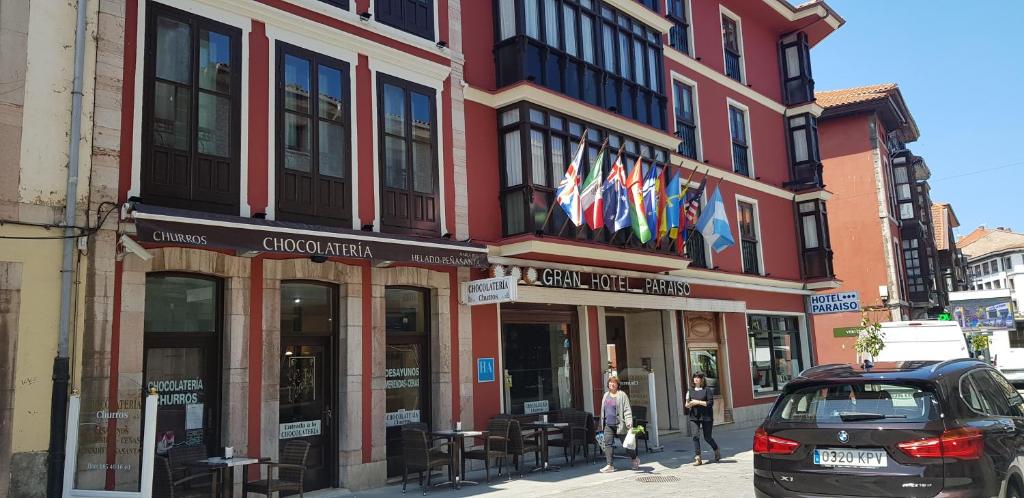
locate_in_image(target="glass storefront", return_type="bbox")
[748,315,804,394]
[143,273,222,457]
[501,307,581,416]
[384,287,431,477]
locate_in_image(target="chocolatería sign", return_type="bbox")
[500,265,691,297]
[131,204,488,268]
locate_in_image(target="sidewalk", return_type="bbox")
[316,425,758,498]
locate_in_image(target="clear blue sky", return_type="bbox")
[811,0,1024,237]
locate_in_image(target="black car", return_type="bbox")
[754,359,1024,498]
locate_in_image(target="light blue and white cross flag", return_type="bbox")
[695,186,735,253]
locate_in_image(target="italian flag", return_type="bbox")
[580,147,606,230]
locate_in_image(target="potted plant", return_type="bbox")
[854,315,885,370]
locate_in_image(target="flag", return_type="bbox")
[580,146,606,230]
[664,172,682,238]
[602,149,631,233]
[678,176,707,254]
[554,135,586,227]
[656,168,670,241]
[625,158,651,244]
[641,163,660,238]
[695,186,735,253]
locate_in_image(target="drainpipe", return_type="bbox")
[47,0,89,495]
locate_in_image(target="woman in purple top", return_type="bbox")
[598,376,637,472]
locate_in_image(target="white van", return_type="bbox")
[872,320,970,362]
[994,348,1024,385]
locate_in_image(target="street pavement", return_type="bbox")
[312,425,758,498]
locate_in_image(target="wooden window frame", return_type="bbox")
[737,198,762,276]
[492,0,667,130]
[667,0,691,56]
[796,200,833,280]
[787,113,822,188]
[141,2,242,214]
[376,0,435,40]
[779,32,813,105]
[377,74,441,236]
[672,79,699,160]
[275,42,352,227]
[728,103,752,177]
[720,9,744,83]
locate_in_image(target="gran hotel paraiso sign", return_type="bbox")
[490,264,691,297]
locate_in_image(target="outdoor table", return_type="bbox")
[186,455,269,497]
[431,430,487,489]
[524,422,568,472]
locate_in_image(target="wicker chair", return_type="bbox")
[401,424,454,495]
[243,440,310,497]
[462,417,513,482]
[166,445,214,490]
[583,412,600,463]
[153,456,214,498]
[631,405,650,453]
[506,419,541,476]
[546,409,589,466]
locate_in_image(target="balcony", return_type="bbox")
[724,49,742,82]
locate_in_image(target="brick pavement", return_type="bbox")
[310,424,758,498]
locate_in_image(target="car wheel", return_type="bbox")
[1009,483,1023,498]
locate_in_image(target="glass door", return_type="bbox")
[280,340,331,491]
[384,287,431,477]
[279,282,337,491]
[689,349,725,423]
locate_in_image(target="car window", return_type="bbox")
[964,370,1013,417]
[771,382,938,423]
[986,369,1024,417]
[961,373,989,413]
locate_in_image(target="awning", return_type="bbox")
[128,203,489,268]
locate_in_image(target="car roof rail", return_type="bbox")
[797,363,853,379]
[929,357,980,373]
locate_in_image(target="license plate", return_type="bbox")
[813,448,887,468]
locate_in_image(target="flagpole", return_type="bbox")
[538,130,590,234]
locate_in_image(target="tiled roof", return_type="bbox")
[959,228,1024,260]
[815,83,899,109]
[956,227,994,249]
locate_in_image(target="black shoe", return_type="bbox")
[714,449,721,462]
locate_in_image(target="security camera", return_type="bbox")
[120,234,153,261]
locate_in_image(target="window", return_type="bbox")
[384,287,432,476]
[144,274,223,457]
[772,383,939,424]
[501,308,581,415]
[903,238,925,294]
[683,188,708,268]
[376,0,434,40]
[738,200,760,275]
[721,12,743,82]
[318,0,349,8]
[729,105,751,176]
[667,0,690,55]
[378,75,439,235]
[779,32,813,105]
[276,43,351,226]
[143,4,241,214]
[797,200,833,279]
[673,80,698,159]
[1005,256,1014,272]
[493,0,666,130]
[787,114,821,187]
[748,315,803,394]
[497,103,669,247]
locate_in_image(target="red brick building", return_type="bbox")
[73,0,843,493]
[810,83,950,365]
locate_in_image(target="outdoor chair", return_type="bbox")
[462,417,514,482]
[153,456,215,498]
[546,409,589,466]
[631,406,651,453]
[243,440,310,497]
[166,445,214,491]
[506,419,542,477]
[400,424,454,495]
[584,412,600,464]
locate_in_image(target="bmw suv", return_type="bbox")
[754,359,1024,498]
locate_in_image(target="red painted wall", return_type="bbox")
[248,22,269,215]
[464,101,503,243]
[356,55,375,226]
[460,0,495,89]
[470,293,500,430]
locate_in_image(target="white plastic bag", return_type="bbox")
[622,431,637,450]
